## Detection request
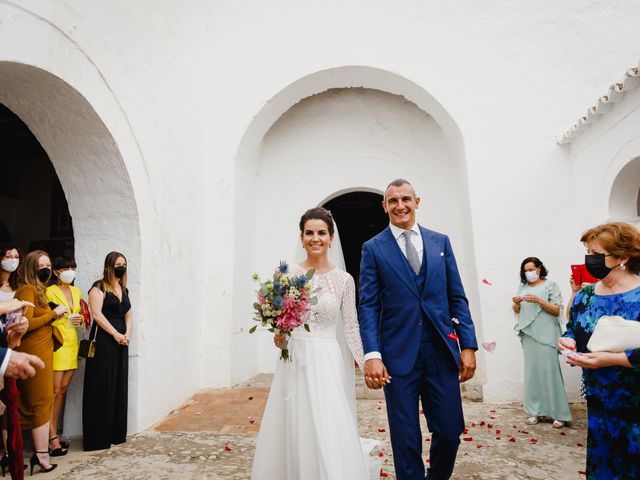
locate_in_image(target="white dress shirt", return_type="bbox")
[364,223,424,363]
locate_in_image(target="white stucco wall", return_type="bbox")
[2,0,640,434]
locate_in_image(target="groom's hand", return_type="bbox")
[459,348,476,383]
[364,359,391,389]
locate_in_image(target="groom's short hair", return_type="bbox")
[384,179,416,200]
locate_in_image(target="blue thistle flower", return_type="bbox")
[278,261,289,274]
[273,296,283,308]
[292,275,307,289]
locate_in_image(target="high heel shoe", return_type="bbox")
[47,436,67,457]
[29,452,57,476]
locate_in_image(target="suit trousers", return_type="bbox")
[383,322,464,480]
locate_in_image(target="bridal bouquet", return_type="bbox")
[249,261,317,361]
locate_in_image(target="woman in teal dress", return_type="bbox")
[512,257,572,427]
[559,223,640,479]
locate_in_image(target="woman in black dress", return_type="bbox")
[82,252,132,451]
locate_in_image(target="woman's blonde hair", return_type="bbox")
[581,222,640,273]
[21,250,51,307]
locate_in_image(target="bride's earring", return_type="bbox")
[620,263,627,271]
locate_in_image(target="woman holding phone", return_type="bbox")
[46,256,84,456]
[512,257,572,428]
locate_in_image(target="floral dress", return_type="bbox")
[564,284,640,479]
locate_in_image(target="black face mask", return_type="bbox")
[114,266,126,278]
[585,254,612,280]
[37,268,51,283]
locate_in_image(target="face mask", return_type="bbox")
[585,253,613,280]
[114,266,126,278]
[37,268,51,283]
[525,270,539,283]
[59,270,76,284]
[1,258,19,273]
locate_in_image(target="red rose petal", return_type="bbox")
[378,452,384,457]
[480,421,486,426]
[471,422,477,427]
[476,444,482,448]
[490,408,496,413]
[495,429,501,435]
[482,278,492,285]
[378,428,386,433]
[487,423,493,429]
[509,438,516,443]
[224,443,232,451]
[560,432,567,436]
[520,430,529,435]
[530,438,538,444]
[463,428,469,434]
[463,437,473,441]
[578,471,586,475]
[577,443,584,447]
[447,333,459,341]
[248,396,254,400]
[496,436,501,440]
[380,470,389,478]
[489,416,496,419]
[377,406,382,410]
[419,409,424,414]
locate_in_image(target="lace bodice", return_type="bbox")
[289,264,364,366]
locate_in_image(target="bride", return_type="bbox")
[251,207,380,480]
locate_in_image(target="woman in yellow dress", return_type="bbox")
[46,257,83,456]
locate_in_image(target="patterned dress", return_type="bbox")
[565,284,640,479]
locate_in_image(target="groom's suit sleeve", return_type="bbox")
[444,235,478,351]
[359,241,382,357]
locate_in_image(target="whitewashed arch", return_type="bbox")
[232,66,484,392]
[606,136,640,220]
[0,1,157,434]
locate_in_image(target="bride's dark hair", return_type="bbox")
[299,207,335,236]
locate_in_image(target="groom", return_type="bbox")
[359,179,478,480]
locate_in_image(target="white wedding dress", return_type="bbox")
[251,264,381,480]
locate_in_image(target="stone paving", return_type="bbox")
[42,374,588,479]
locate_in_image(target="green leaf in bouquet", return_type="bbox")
[310,296,318,306]
[304,323,310,332]
[249,325,257,334]
[252,302,260,310]
[305,269,315,280]
[268,327,275,333]
[259,286,269,296]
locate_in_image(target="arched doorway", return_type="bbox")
[233,68,483,386]
[0,61,146,435]
[323,191,388,293]
[0,104,74,256]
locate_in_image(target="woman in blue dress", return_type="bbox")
[558,222,640,479]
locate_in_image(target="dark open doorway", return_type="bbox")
[0,103,74,258]
[323,191,388,294]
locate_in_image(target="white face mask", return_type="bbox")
[525,270,539,283]
[59,270,76,284]
[1,258,19,273]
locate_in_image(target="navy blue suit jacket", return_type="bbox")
[358,225,478,376]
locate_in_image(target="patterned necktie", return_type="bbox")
[401,230,421,275]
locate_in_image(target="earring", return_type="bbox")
[620,264,627,271]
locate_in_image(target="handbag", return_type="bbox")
[587,315,640,352]
[78,324,98,359]
[52,325,64,352]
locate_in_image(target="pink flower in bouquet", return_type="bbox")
[276,294,310,332]
[256,293,266,306]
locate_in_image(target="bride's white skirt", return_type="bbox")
[251,336,381,480]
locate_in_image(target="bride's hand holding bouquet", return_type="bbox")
[250,261,317,361]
